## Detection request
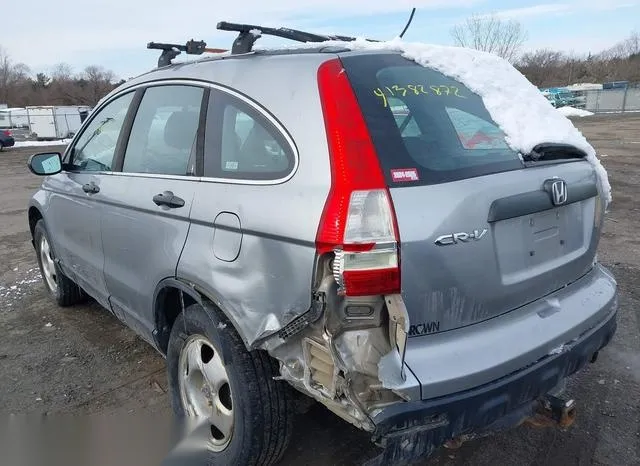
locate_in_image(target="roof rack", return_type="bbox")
[216,21,371,55]
[148,9,416,65]
[147,40,228,67]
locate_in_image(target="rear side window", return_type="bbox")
[204,89,295,181]
[341,54,523,185]
[122,85,204,176]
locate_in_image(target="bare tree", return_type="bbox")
[82,65,116,105]
[518,49,567,86]
[50,63,74,81]
[451,14,528,61]
[0,47,120,106]
[626,31,640,57]
[0,46,31,105]
[607,31,640,58]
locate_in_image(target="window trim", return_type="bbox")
[194,88,210,176]
[113,83,209,176]
[204,88,297,182]
[63,78,299,185]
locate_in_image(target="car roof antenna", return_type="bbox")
[398,8,417,38]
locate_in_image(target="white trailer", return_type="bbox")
[0,108,30,129]
[26,105,91,140]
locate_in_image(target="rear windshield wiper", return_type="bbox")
[522,143,587,162]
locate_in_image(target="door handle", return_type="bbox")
[153,191,185,208]
[82,182,100,194]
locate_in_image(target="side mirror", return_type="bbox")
[27,152,62,176]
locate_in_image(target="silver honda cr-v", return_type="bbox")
[26,21,618,466]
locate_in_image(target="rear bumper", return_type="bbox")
[367,297,617,465]
[1,137,15,147]
[399,263,618,400]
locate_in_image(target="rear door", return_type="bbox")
[99,83,204,340]
[176,85,309,346]
[341,53,603,335]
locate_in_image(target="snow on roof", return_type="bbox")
[260,37,611,204]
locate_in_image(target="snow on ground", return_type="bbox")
[13,139,71,148]
[566,83,603,91]
[558,106,595,118]
[0,267,42,310]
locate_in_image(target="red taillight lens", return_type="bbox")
[2,130,11,137]
[343,268,400,296]
[316,59,400,297]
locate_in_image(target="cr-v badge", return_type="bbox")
[434,229,488,246]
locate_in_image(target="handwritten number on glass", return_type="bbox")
[374,85,466,105]
[374,88,388,107]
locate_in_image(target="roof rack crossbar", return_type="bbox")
[216,21,371,54]
[147,39,211,67]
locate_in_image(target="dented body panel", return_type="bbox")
[154,53,334,347]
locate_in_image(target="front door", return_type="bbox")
[46,91,135,308]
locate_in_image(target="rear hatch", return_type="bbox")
[340,52,603,335]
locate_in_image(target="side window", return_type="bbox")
[122,85,204,176]
[69,92,134,171]
[205,91,295,180]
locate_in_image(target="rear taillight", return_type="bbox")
[2,130,10,136]
[316,59,400,297]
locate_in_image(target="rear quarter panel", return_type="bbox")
[175,54,334,347]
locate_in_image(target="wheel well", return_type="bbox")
[155,286,197,355]
[28,207,43,238]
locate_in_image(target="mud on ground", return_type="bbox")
[0,116,638,466]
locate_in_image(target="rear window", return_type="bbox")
[341,53,524,185]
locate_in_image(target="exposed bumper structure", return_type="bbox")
[366,267,618,465]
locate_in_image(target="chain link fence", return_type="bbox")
[0,108,91,141]
[582,87,640,113]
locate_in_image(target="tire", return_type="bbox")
[0,142,4,151]
[33,219,85,307]
[167,303,294,466]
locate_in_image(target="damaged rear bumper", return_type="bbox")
[365,305,617,466]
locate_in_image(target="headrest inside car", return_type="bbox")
[164,111,199,151]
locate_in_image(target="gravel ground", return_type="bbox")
[0,115,638,466]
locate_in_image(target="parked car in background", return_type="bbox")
[603,80,629,90]
[541,87,580,108]
[0,129,15,150]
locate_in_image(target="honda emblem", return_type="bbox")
[551,180,568,205]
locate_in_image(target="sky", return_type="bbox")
[2,0,638,80]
